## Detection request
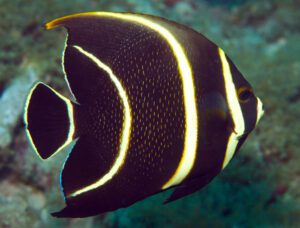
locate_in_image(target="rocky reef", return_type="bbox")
[0,0,299,227]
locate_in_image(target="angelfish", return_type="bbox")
[24,12,264,218]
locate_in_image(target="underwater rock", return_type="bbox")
[0,65,38,148]
[274,5,300,33]
[173,1,195,18]
[0,179,45,227]
[127,0,158,15]
[163,0,180,8]
[257,18,285,42]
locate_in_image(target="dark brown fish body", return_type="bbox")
[24,12,264,218]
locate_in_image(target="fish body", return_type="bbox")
[24,12,264,218]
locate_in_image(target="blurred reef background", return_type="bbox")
[0,0,299,227]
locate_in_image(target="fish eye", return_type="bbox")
[238,87,253,103]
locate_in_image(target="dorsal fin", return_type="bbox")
[47,13,144,104]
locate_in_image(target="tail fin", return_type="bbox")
[24,82,76,159]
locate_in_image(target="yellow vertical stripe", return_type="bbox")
[218,48,245,169]
[69,45,132,197]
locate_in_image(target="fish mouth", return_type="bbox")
[256,97,264,126]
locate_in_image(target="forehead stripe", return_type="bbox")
[69,45,132,197]
[218,48,245,169]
